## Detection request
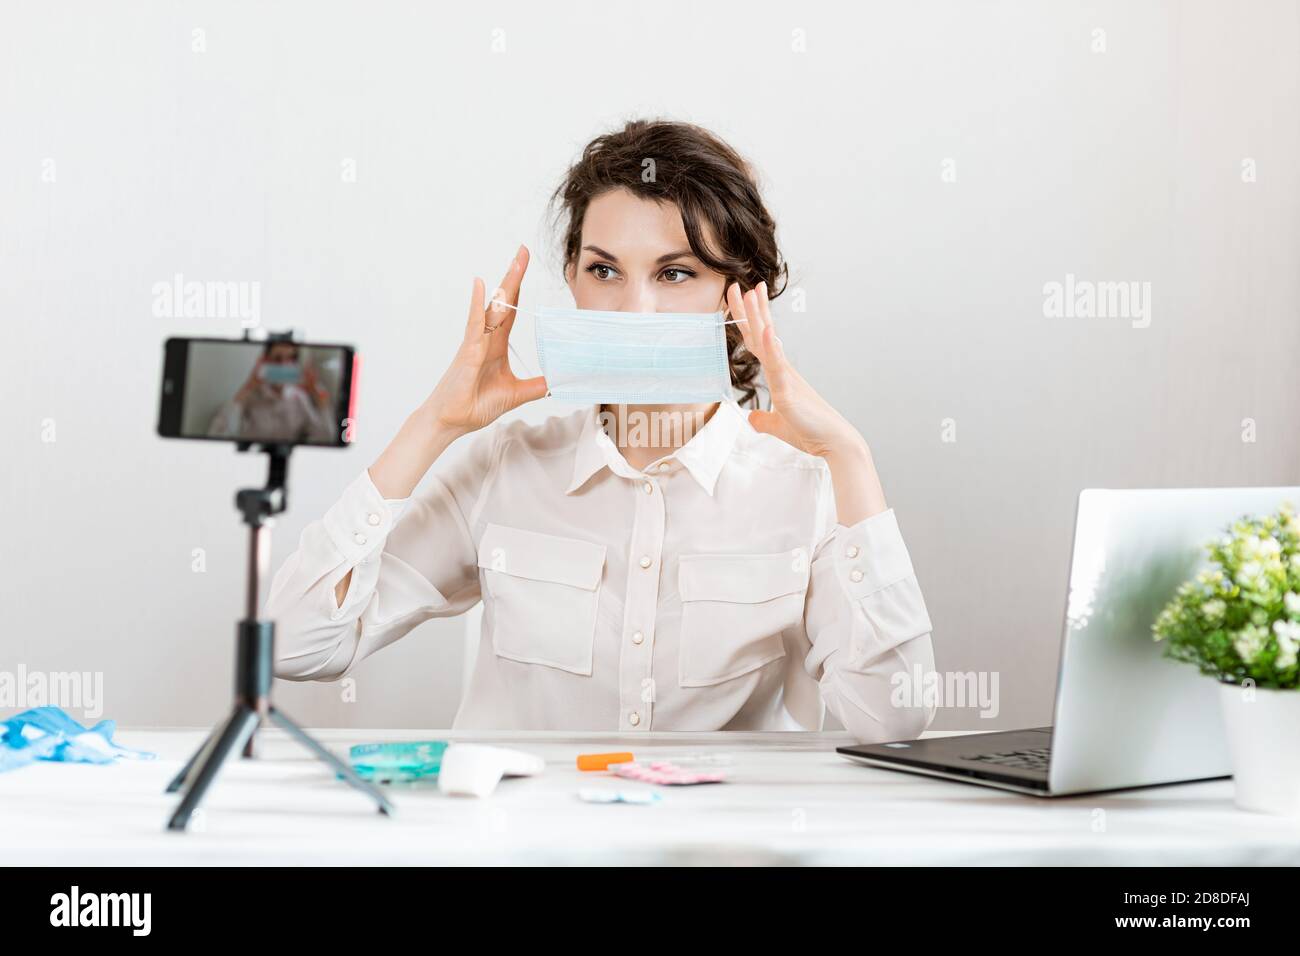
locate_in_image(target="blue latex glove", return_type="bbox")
[0,706,156,773]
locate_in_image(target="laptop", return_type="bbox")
[838,486,1300,797]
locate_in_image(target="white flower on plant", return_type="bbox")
[1273,620,1300,670]
[1285,592,1300,616]
[1236,561,1263,586]
[1233,624,1269,664]
[1260,536,1282,557]
[1272,619,1300,641]
[1201,599,1226,621]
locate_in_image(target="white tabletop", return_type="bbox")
[2,726,1296,865]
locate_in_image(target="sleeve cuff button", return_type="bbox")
[849,568,864,583]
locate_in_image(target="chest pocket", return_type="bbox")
[477,523,606,676]
[677,549,810,687]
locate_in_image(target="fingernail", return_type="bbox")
[490,287,507,312]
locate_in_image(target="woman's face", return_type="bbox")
[566,188,727,315]
[262,342,299,394]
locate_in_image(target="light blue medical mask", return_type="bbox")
[493,301,734,405]
[259,363,302,385]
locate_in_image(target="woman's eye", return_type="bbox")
[586,263,618,281]
[660,267,695,284]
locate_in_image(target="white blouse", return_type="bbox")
[207,383,336,444]
[267,399,937,741]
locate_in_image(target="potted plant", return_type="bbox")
[1153,503,1300,815]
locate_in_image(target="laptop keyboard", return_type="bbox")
[965,745,1052,772]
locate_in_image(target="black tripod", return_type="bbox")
[165,445,394,831]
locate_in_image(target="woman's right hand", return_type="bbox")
[368,244,547,500]
[423,244,548,437]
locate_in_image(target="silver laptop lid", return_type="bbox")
[1048,486,1300,794]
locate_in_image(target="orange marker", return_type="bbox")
[577,752,634,772]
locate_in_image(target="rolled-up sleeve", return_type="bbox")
[266,428,499,682]
[802,475,937,743]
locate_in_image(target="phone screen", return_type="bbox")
[158,337,357,447]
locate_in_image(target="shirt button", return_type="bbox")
[639,555,652,569]
[850,568,864,583]
[658,462,670,472]
[642,481,653,494]
[846,544,860,559]
[367,513,381,526]
[631,631,644,645]
[353,533,367,546]
[628,712,641,726]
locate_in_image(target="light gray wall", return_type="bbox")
[3,0,1297,732]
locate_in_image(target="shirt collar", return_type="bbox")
[565,400,746,496]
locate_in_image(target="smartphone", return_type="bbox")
[158,336,359,447]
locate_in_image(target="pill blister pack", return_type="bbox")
[606,760,729,785]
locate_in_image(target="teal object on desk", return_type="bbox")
[349,741,448,783]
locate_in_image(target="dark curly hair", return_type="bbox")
[550,119,788,408]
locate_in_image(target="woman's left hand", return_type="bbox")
[728,281,867,461]
[728,281,887,523]
[302,363,330,409]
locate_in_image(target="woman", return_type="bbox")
[267,120,936,741]
[207,341,336,444]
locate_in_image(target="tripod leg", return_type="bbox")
[165,721,223,793]
[268,706,395,817]
[166,704,260,832]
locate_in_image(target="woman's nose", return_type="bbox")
[619,287,658,314]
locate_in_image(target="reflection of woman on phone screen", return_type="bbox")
[207,341,335,444]
[266,120,937,742]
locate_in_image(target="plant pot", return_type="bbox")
[1218,683,1300,815]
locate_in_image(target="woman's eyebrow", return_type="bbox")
[581,244,698,265]
[582,244,620,262]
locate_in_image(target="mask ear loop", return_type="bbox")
[719,311,769,411]
[484,298,538,377]
[487,297,538,322]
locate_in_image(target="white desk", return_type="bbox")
[2,727,1297,865]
